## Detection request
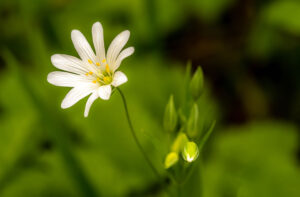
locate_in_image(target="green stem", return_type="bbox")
[177,183,181,197]
[177,120,216,186]
[117,88,160,179]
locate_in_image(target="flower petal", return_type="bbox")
[84,91,98,117]
[92,22,105,62]
[107,30,130,67]
[71,30,96,62]
[111,47,134,71]
[61,85,98,109]
[98,85,111,100]
[111,71,128,87]
[47,71,88,87]
[51,54,88,74]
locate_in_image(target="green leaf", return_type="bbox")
[198,120,216,151]
[264,1,300,34]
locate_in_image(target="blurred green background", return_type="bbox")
[0,0,299,196]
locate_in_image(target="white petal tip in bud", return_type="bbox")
[182,141,199,163]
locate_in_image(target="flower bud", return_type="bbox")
[171,132,188,153]
[163,95,177,132]
[187,103,199,138]
[164,152,179,169]
[189,66,204,101]
[182,141,199,163]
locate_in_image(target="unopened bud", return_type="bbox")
[182,141,199,163]
[187,103,199,138]
[171,132,188,153]
[189,66,204,101]
[163,95,177,132]
[164,152,179,169]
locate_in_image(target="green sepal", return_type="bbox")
[163,95,178,132]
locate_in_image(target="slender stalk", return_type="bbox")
[117,88,160,179]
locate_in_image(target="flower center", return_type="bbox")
[103,76,112,84]
[86,59,113,85]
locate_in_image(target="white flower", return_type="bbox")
[47,22,134,117]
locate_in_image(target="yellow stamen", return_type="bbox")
[96,62,100,66]
[89,71,93,75]
[103,76,109,83]
[85,73,89,76]
[96,77,100,81]
[88,59,93,64]
[105,64,110,73]
[102,59,106,63]
[92,80,97,83]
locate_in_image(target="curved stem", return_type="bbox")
[117,88,160,179]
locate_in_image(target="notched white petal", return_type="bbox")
[107,30,130,66]
[51,54,87,74]
[47,71,87,87]
[61,85,97,109]
[111,71,128,87]
[71,30,96,62]
[98,85,112,100]
[84,91,98,117]
[112,47,134,71]
[92,22,105,61]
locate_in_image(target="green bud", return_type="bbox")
[163,95,177,132]
[171,132,188,153]
[189,66,204,101]
[187,103,199,138]
[164,152,179,169]
[182,141,199,163]
[184,61,192,86]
